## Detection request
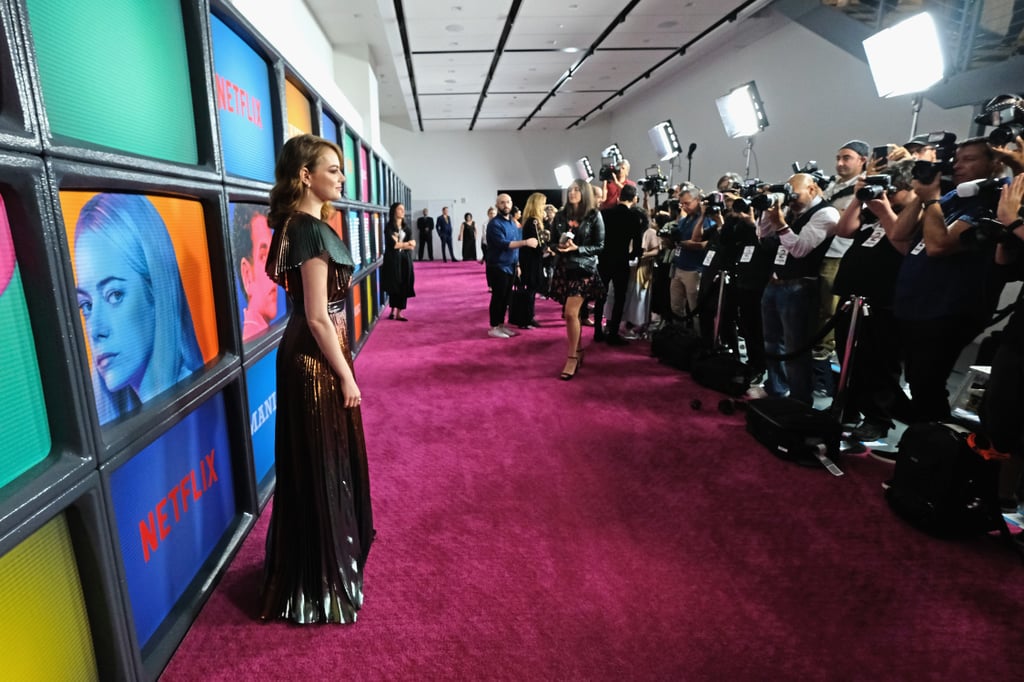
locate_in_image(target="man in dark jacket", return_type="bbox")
[417,208,435,261]
[595,183,647,345]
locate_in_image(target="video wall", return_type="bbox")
[0,1,403,679]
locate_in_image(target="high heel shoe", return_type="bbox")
[560,356,580,381]
[575,347,585,368]
[388,310,396,320]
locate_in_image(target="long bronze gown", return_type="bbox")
[260,212,374,624]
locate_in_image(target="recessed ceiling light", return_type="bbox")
[448,69,455,73]
[445,24,463,32]
[450,41,459,47]
[444,78,456,84]
[562,47,579,53]
[550,40,558,45]
[657,20,679,29]
[528,67,536,72]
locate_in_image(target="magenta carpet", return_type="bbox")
[162,261,1024,681]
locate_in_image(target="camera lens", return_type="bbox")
[988,122,1024,147]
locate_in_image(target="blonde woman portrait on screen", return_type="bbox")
[73,193,203,424]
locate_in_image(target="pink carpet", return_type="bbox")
[162,261,1024,681]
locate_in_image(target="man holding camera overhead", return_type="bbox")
[756,174,840,405]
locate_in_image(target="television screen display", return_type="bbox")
[285,80,312,140]
[245,347,277,485]
[0,514,98,680]
[363,211,372,265]
[320,112,338,144]
[370,155,378,205]
[109,392,236,647]
[210,14,275,183]
[326,209,346,244]
[0,194,50,489]
[61,192,219,426]
[347,210,361,268]
[342,130,357,200]
[359,145,370,203]
[351,282,362,341]
[228,202,287,343]
[24,0,197,164]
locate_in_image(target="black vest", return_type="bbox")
[772,201,834,280]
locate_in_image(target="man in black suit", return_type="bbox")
[417,208,435,260]
[595,183,646,345]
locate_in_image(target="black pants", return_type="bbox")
[418,230,434,260]
[834,304,911,428]
[488,268,513,327]
[898,314,982,423]
[594,263,629,335]
[981,336,1024,454]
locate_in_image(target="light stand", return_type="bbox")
[909,94,924,139]
[743,137,755,180]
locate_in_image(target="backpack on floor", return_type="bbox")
[745,397,843,475]
[690,350,751,397]
[651,321,706,371]
[885,422,1009,538]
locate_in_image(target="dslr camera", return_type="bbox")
[730,178,763,214]
[702,191,726,213]
[637,165,668,195]
[791,161,831,190]
[975,94,1024,147]
[751,183,794,212]
[598,146,623,182]
[855,174,893,201]
[909,131,957,184]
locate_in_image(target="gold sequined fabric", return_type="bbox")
[260,213,373,624]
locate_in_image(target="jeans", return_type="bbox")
[761,278,819,405]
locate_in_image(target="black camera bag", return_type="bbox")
[651,320,706,371]
[690,350,750,396]
[885,423,1008,538]
[745,397,842,473]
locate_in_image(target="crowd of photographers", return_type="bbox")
[601,94,1024,508]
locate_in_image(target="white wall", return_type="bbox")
[602,13,975,192]
[380,121,613,219]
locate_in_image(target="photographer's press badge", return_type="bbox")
[774,245,789,265]
[862,226,885,248]
[740,245,755,263]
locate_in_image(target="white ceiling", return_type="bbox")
[305,0,776,132]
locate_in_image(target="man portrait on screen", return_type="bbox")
[74,193,203,424]
[232,204,279,341]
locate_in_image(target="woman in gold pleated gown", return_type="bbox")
[259,134,374,624]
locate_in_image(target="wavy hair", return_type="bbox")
[522,192,547,228]
[564,178,596,222]
[74,193,203,424]
[268,134,344,230]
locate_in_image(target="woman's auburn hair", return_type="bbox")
[563,178,596,222]
[268,134,344,229]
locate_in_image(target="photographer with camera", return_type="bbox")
[669,186,718,328]
[756,173,840,405]
[890,137,1008,423]
[829,158,917,445]
[600,158,635,210]
[982,173,1024,515]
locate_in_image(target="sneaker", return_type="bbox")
[488,326,511,338]
[622,329,640,340]
[499,324,520,337]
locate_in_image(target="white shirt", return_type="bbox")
[824,175,860,258]
[757,196,840,259]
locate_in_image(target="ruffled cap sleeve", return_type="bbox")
[266,212,354,285]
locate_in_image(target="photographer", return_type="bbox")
[756,173,840,405]
[982,173,1024,514]
[669,187,719,327]
[830,158,916,445]
[601,159,636,210]
[890,138,1008,423]
[594,183,647,344]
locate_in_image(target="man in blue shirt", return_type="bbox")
[669,187,715,324]
[486,193,537,338]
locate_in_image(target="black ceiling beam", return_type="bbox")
[393,0,424,131]
[469,0,525,131]
[567,0,760,129]
[518,0,642,131]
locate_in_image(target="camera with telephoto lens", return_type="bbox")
[855,174,893,201]
[960,216,1019,248]
[750,183,793,212]
[702,191,726,213]
[730,179,763,213]
[990,122,1024,147]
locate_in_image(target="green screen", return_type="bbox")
[25,0,198,164]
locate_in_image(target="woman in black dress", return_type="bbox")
[459,212,478,262]
[549,178,605,380]
[516,193,548,328]
[260,134,374,624]
[382,202,416,321]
